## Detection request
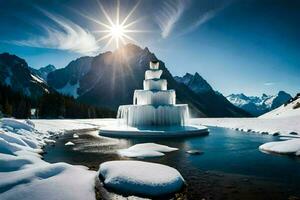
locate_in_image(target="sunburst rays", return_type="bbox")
[83,0,147,49]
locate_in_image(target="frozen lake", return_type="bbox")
[44,127,300,200]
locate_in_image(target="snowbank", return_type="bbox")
[118,143,178,158]
[192,117,300,135]
[260,96,300,118]
[0,118,96,200]
[259,139,300,156]
[99,160,185,197]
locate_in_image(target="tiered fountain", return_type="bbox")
[99,61,208,138]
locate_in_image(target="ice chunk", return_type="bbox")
[118,143,177,158]
[73,134,79,138]
[118,149,165,158]
[99,160,185,197]
[259,139,300,156]
[65,141,75,146]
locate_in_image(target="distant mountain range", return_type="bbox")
[0,44,276,117]
[226,91,292,116]
[173,72,250,117]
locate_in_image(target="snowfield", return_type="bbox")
[192,116,300,136]
[99,160,185,197]
[0,118,104,200]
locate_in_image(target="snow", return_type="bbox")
[1,118,35,132]
[57,81,80,98]
[65,141,75,146]
[260,97,300,118]
[0,118,97,200]
[30,74,45,84]
[99,160,185,197]
[118,143,177,158]
[259,139,300,156]
[192,116,300,135]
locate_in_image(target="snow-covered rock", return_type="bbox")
[99,160,185,197]
[259,139,300,156]
[0,119,97,200]
[118,143,177,158]
[1,118,35,132]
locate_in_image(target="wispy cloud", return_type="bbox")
[264,82,276,86]
[179,10,218,36]
[12,8,99,55]
[155,0,190,38]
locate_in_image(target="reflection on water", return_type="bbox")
[44,127,300,200]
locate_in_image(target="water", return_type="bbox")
[44,127,300,200]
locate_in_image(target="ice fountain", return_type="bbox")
[99,61,208,138]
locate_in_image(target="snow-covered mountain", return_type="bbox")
[260,93,300,118]
[0,53,51,98]
[47,44,250,117]
[173,72,251,117]
[174,72,213,94]
[227,91,292,116]
[31,64,56,81]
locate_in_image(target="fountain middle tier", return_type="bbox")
[143,79,167,90]
[117,104,189,127]
[133,90,175,105]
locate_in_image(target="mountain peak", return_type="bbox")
[174,72,213,94]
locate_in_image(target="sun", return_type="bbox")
[81,0,145,49]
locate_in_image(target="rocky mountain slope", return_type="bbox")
[174,72,251,117]
[47,44,251,117]
[0,45,251,117]
[0,53,52,98]
[227,91,292,116]
[30,64,56,80]
[260,93,300,118]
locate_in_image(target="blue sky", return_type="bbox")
[0,0,299,96]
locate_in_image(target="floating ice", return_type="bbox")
[73,134,79,138]
[118,143,177,158]
[65,141,75,146]
[99,160,185,197]
[259,139,300,156]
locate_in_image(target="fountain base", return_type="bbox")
[99,125,209,138]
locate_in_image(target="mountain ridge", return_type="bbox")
[227,91,292,116]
